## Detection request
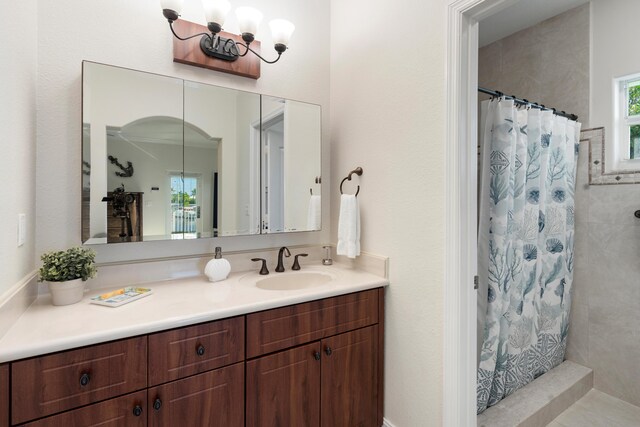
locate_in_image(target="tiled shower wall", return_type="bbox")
[478,4,590,127]
[480,3,640,408]
[569,145,640,406]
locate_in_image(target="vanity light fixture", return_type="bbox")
[161,0,294,70]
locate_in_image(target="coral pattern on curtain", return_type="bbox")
[477,99,581,413]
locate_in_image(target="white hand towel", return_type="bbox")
[307,195,321,230]
[336,194,360,259]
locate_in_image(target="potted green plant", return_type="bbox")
[38,247,97,306]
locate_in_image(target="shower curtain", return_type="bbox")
[477,99,581,413]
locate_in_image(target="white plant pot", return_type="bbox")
[47,278,85,306]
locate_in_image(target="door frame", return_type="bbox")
[250,106,285,233]
[444,0,520,425]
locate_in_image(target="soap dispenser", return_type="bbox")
[205,247,231,282]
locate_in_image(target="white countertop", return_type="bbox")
[0,264,388,363]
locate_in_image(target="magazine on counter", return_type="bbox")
[90,287,152,307]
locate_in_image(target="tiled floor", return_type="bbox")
[548,389,640,426]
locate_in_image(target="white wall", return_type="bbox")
[330,0,446,425]
[36,0,330,263]
[591,0,640,171]
[0,0,37,295]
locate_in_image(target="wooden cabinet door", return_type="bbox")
[0,364,8,427]
[246,342,321,427]
[321,326,378,427]
[148,363,244,427]
[21,390,147,427]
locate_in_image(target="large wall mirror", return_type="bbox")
[82,62,321,244]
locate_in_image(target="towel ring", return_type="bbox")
[339,167,363,197]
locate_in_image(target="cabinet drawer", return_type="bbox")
[148,362,244,427]
[11,336,147,425]
[148,317,244,386]
[21,390,147,427]
[246,289,379,358]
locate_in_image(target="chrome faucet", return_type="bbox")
[275,246,291,272]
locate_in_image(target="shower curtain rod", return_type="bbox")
[478,86,578,121]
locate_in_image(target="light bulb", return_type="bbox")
[203,0,230,27]
[236,6,263,36]
[269,19,295,47]
[160,0,184,15]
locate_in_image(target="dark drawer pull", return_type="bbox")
[325,347,332,356]
[153,398,162,411]
[133,405,143,417]
[196,345,206,356]
[313,351,321,361]
[79,372,91,387]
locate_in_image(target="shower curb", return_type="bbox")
[478,360,593,427]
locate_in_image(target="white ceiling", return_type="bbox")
[107,117,220,150]
[479,0,590,47]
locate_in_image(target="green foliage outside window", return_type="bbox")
[629,85,640,158]
[171,191,196,206]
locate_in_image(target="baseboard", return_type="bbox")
[382,418,396,427]
[0,271,38,339]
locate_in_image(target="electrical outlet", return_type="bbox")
[18,214,26,247]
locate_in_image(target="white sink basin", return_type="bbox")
[256,271,334,291]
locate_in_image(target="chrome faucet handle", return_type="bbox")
[291,253,308,271]
[251,258,269,275]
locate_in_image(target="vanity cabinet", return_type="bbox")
[7,317,245,427]
[246,289,383,427]
[4,289,384,427]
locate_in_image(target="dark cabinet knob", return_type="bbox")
[325,347,332,356]
[196,344,206,356]
[153,398,162,411]
[313,351,321,361]
[79,372,91,387]
[133,405,143,417]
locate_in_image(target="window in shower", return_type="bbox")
[615,73,640,162]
